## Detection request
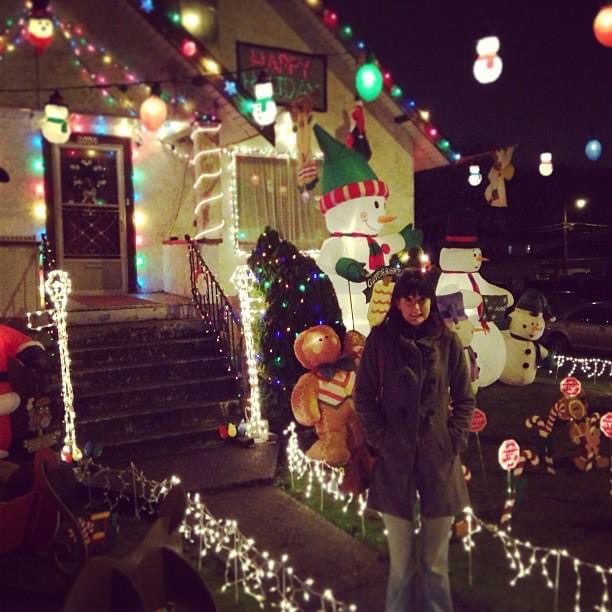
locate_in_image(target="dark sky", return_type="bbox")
[328,0,612,171]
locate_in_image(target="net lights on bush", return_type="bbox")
[44,270,81,463]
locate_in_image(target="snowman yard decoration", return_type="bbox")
[436,208,513,387]
[41,91,71,145]
[500,289,554,386]
[314,124,423,334]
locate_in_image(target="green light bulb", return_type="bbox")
[355,62,383,102]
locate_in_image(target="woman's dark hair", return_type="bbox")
[390,269,437,302]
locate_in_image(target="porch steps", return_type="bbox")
[61,309,247,472]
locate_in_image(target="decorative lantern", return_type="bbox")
[585,139,602,161]
[41,91,71,144]
[140,83,167,132]
[252,72,277,126]
[26,0,54,55]
[473,35,503,84]
[468,164,482,186]
[355,58,383,102]
[593,5,612,47]
[538,152,554,177]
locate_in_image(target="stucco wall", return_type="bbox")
[0,109,195,293]
[208,0,415,225]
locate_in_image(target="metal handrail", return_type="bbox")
[185,237,247,406]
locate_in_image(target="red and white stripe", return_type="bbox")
[500,495,516,526]
[319,179,389,213]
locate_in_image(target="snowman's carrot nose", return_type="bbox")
[475,255,489,262]
[377,215,396,223]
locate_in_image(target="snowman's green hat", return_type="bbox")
[314,124,388,213]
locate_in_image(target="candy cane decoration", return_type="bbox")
[45,270,81,462]
[512,449,540,477]
[191,117,224,240]
[500,494,515,526]
[525,401,561,439]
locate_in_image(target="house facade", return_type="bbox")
[0,0,452,319]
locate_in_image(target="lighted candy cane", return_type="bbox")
[45,270,81,462]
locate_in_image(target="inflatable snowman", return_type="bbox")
[500,289,553,386]
[26,0,54,55]
[41,92,71,144]
[436,208,513,387]
[437,286,481,394]
[314,125,423,334]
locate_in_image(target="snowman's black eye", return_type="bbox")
[374,200,380,209]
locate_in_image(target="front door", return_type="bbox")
[47,134,135,294]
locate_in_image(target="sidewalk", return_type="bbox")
[203,484,388,611]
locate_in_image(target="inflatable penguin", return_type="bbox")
[500,289,554,386]
[436,208,514,387]
[314,124,423,335]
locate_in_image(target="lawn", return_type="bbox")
[279,370,612,612]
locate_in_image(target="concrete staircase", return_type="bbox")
[64,300,243,467]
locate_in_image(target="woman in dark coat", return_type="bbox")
[355,269,475,612]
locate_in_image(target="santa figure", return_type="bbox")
[0,325,50,458]
[313,124,423,334]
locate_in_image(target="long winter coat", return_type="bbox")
[354,313,475,519]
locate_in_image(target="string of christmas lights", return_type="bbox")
[74,459,355,610]
[285,425,612,610]
[554,353,612,380]
[0,10,28,61]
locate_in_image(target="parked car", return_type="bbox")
[542,301,612,355]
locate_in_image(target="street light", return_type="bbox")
[562,198,587,276]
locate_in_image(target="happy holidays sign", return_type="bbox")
[236,41,327,111]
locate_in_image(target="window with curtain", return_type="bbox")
[235,155,327,251]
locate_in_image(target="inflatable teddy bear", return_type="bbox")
[291,325,365,467]
[0,324,51,458]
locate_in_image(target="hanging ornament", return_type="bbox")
[252,71,277,126]
[26,0,54,55]
[468,164,482,186]
[585,139,602,161]
[345,99,372,161]
[538,151,554,177]
[41,91,71,144]
[140,83,168,131]
[355,57,383,102]
[593,5,612,47]
[473,35,503,84]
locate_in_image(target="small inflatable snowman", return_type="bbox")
[26,0,54,55]
[500,289,553,386]
[314,125,423,334]
[436,208,513,387]
[437,286,481,394]
[41,92,71,144]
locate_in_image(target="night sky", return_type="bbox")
[328,0,612,171]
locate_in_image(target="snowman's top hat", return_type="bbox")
[442,207,480,248]
[313,124,388,214]
[515,289,555,321]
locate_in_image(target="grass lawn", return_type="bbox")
[279,370,612,612]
